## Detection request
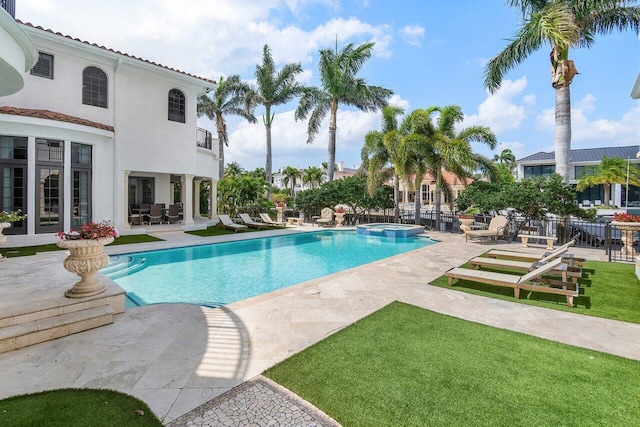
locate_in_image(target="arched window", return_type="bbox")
[168,89,185,123]
[82,67,107,108]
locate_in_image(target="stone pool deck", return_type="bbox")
[1,227,639,425]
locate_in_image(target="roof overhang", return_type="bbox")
[0,9,37,96]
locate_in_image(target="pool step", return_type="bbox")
[0,304,115,353]
[101,256,146,279]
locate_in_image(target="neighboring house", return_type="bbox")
[0,16,218,241]
[333,161,357,181]
[516,145,640,207]
[396,170,472,210]
[272,161,357,196]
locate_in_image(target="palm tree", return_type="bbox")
[485,1,640,183]
[398,106,497,227]
[282,166,301,197]
[224,161,245,177]
[302,166,323,189]
[576,157,640,207]
[197,75,256,179]
[361,105,405,222]
[494,148,517,173]
[253,44,305,193]
[295,42,393,181]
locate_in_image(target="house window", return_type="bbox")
[168,89,185,123]
[82,67,108,108]
[523,164,555,178]
[71,143,92,229]
[30,52,54,79]
[421,184,428,204]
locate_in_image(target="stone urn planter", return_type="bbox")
[57,236,114,298]
[335,212,345,227]
[458,218,474,235]
[276,205,285,223]
[0,222,10,259]
[611,221,640,256]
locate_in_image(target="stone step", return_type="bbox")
[0,305,114,353]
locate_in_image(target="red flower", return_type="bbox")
[57,221,117,240]
[613,212,640,222]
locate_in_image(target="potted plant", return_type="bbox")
[0,209,27,259]
[457,213,475,235]
[334,206,346,227]
[612,212,640,255]
[56,221,117,298]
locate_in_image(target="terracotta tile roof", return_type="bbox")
[0,106,114,132]
[17,20,217,85]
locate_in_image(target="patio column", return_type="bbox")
[182,174,194,225]
[194,179,201,218]
[210,179,217,218]
[123,170,131,230]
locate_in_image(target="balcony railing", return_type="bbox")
[196,127,212,150]
[1,0,15,18]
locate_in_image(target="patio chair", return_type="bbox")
[316,207,334,227]
[260,213,287,228]
[166,204,181,224]
[218,214,248,232]
[468,256,582,283]
[465,215,509,243]
[239,213,268,229]
[128,205,145,226]
[484,239,585,266]
[446,257,579,307]
[148,204,163,225]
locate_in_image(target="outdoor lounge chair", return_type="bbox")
[485,239,585,267]
[316,207,334,227]
[260,213,286,228]
[218,214,248,232]
[446,257,579,307]
[468,256,582,283]
[465,215,509,243]
[239,213,268,229]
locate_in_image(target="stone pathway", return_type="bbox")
[167,376,339,427]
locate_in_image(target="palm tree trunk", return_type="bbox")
[604,184,611,207]
[265,105,273,200]
[414,176,421,226]
[554,85,572,183]
[435,170,442,231]
[393,176,400,223]
[327,101,338,182]
[216,113,225,180]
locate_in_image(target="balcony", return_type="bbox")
[196,127,212,150]
[1,0,15,18]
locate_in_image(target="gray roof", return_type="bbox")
[518,145,640,163]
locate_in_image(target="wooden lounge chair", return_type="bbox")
[485,239,585,267]
[260,213,286,228]
[316,207,334,227]
[468,256,582,283]
[218,214,248,232]
[446,257,579,307]
[465,215,509,243]
[239,213,268,229]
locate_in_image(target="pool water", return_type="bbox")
[102,230,436,308]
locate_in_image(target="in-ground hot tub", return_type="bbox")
[356,223,425,238]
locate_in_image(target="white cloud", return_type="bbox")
[463,76,530,134]
[535,95,640,146]
[388,94,410,112]
[399,25,425,47]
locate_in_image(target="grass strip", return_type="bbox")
[186,223,280,237]
[429,260,640,324]
[0,234,163,258]
[0,388,162,426]
[265,301,640,427]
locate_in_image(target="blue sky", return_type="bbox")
[18,0,640,172]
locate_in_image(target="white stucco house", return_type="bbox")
[0,10,218,242]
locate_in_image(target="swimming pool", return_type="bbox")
[357,223,424,238]
[102,230,436,308]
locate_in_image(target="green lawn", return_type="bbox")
[186,223,281,237]
[265,302,640,427]
[0,388,162,426]
[429,259,640,324]
[0,234,163,258]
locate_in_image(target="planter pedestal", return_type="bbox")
[276,206,285,224]
[0,222,9,260]
[335,212,345,227]
[459,218,474,236]
[57,236,114,298]
[612,222,640,256]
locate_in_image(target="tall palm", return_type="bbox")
[398,106,497,227]
[494,148,517,174]
[296,42,393,181]
[302,166,323,189]
[361,105,405,222]
[224,161,245,177]
[576,157,640,207]
[254,44,305,193]
[282,166,301,197]
[197,75,256,179]
[485,0,640,183]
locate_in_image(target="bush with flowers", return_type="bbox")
[56,221,118,240]
[335,206,346,214]
[612,212,640,223]
[457,213,475,220]
[0,209,27,223]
